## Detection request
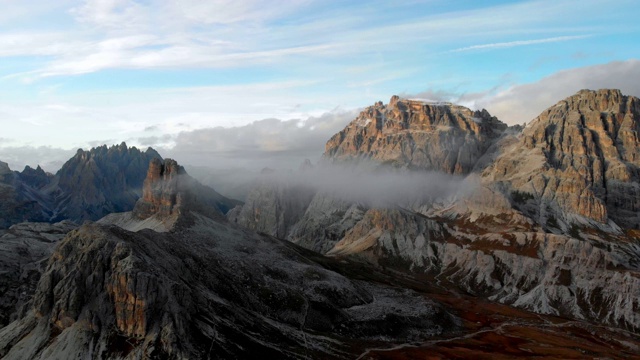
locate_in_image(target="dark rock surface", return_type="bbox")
[0,161,50,228]
[0,143,242,230]
[52,142,163,223]
[0,221,77,327]
[18,165,51,190]
[0,143,163,229]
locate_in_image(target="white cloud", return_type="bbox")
[476,59,640,124]
[163,109,359,169]
[70,0,148,31]
[162,0,310,25]
[0,78,362,153]
[449,35,591,53]
[0,33,88,57]
[406,60,640,125]
[2,0,630,80]
[3,60,640,174]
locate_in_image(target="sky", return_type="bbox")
[0,0,639,172]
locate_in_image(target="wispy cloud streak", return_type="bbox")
[449,35,591,53]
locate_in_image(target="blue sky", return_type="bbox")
[0,0,639,170]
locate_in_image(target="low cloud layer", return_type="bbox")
[0,146,75,172]
[164,109,359,170]
[258,163,476,207]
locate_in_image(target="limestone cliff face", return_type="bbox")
[324,96,507,174]
[485,89,640,228]
[227,177,315,239]
[133,158,188,218]
[0,144,240,229]
[18,165,50,190]
[232,95,510,247]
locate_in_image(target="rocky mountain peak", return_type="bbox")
[389,94,401,107]
[53,143,163,223]
[324,95,507,173]
[487,88,640,228]
[18,165,50,189]
[0,161,14,187]
[133,158,188,219]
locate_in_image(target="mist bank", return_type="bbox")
[255,162,478,208]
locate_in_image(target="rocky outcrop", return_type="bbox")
[230,96,510,248]
[288,192,366,253]
[0,144,241,230]
[324,96,507,173]
[485,89,640,229]
[135,158,240,219]
[0,221,77,327]
[133,158,189,219]
[100,158,241,232]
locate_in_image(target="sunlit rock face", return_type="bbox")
[230,95,511,246]
[325,95,508,174]
[485,89,640,229]
[133,158,188,219]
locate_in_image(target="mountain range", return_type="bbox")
[0,89,639,358]
[0,143,239,229]
[230,89,640,332]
